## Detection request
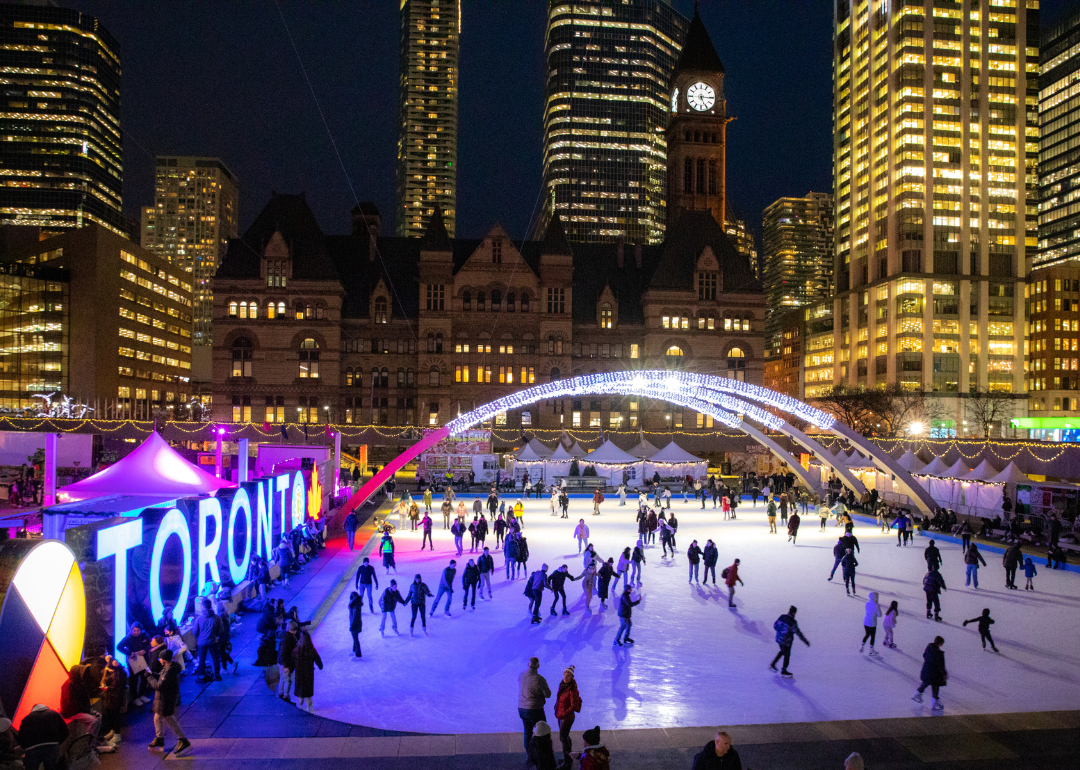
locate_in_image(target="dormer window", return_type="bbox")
[600,302,613,329]
[374,296,388,324]
[266,259,287,288]
[492,237,503,263]
[698,271,718,301]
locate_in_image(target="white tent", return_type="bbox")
[919,456,951,476]
[511,441,549,483]
[962,459,1000,482]
[568,442,589,458]
[543,444,575,483]
[943,459,972,479]
[582,440,644,486]
[517,438,553,459]
[988,462,1033,485]
[644,441,708,481]
[628,437,660,459]
[895,450,926,473]
[845,450,875,469]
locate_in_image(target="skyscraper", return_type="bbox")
[762,192,833,350]
[830,0,1036,430]
[0,3,124,235]
[541,0,688,244]
[396,0,459,238]
[141,157,239,348]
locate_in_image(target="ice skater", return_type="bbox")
[924,539,943,571]
[592,488,604,516]
[378,581,404,634]
[1023,556,1037,590]
[598,557,615,609]
[767,497,777,532]
[494,514,507,549]
[962,608,998,652]
[441,499,453,529]
[860,592,882,656]
[505,533,519,579]
[787,510,801,544]
[828,528,860,580]
[703,540,718,585]
[577,560,597,612]
[526,564,549,624]
[883,600,898,648]
[478,547,495,599]
[420,512,434,550]
[461,559,481,609]
[405,575,432,635]
[841,548,858,596]
[923,566,946,621]
[819,500,830,531]
[617,548,631,590]
[548,565,579,616]
[573,519,590,553]
[613,585,640,646]
[723,559,743,608]
[1003,542,1024,589]
[964,543,987,588]
[687,540,702,583]
[451,518,465,556]
[631,540,646,585]
[912,636,948,711]
[380,529,397,574]
[770,605,810,677]
[430,560,456,617]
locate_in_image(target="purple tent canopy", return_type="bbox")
[57,432,236,503]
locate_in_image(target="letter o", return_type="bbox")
[291,471,306,528]
[150,508,192,624]
[228,488,253,584]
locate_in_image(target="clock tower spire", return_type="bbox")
[666,10,731,230]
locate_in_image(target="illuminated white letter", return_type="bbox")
[149,508,192,624]
[227,488,252,584]
[197,498,222,588]
[96,519,142,659]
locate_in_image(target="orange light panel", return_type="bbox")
[46,563,85,670]
[12,640,67,731]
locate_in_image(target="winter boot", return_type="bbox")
[911,691,923,703]
[932,698,944,711]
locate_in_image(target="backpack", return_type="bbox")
[721,566,730,580]
[774,616,791,641]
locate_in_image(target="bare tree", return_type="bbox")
[813,385,880,436]
[964,391,1015,438]
[872,385,929,437]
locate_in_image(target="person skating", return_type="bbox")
[462,559,481,609]
[451,517,465,556]
[767,497,777,533]
[554,666,582,767]
[841,548,858,596]
[687,540,703,583]
[924,539,943,571]
[578,560,598,612]
[548,565,579,616]
[505,532,519,579]
[860,591,882,656]
[420,512,434,550]
[592,488,604,516]
[478,547,495,599]
[787,511,801,544]
[582,543,597,571]
[347,592,363,657]
[923,566,947,621]
[668,512,679,551]
[703,540,719,584]
[1023,556,1038,590]
[517,657,551,751]
[659,517,674,557]
[405,574,433,634]
[691,729,743,770]
[613,585,641,646]
[343,510,358,551]
[770,606,809,677]
[441,498,453,530]
[818,500,829,531]
[354,557,379,612]
[828,528,861,580]
[560,491,570,519]
[912,636,948,710]
[646,508,658,546]
[959,521,972,552]
[380,529,397,574]
[723,559,743,608]
[423,487,433,515]
[527,564,550,624]
[598,557,615,609]
[431,560,457,616]
[573,519,590,553]
[379,580,405,634]
[494,513,507,549]
[964,543,987,588]
[616,548,631,590]
[963,608,999,652]
[631,539,646,585]
[1002,541,1024,589]
[883,600,899,648]
[516,533,531,577]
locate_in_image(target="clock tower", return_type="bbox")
[666,10,731,229]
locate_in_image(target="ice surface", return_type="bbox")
[310,496,1080,733]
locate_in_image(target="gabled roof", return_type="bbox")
[648,441,704,464]
[675,10,724,75]
[540,214,572,257]
[584,440,640,465]
[651,209,759,292]
[420,205,453,252]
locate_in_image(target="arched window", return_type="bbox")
[728,347,746,358]
[429,366,441,387]
[397,368,406,387]
[304,304,314,320]
[491,289,502,310]
[727,347,747,381]
[231,337,252,377]
[476,291,485,312]
[600,302,612,329]
[228,301,238,318]
[374,297,388,323]
[238,302,248,319]
[406,368,415,386]
[248,302,258,319]
[666,345,684,357]
[550,367,561,381]
[427,332,435,353]
[345,367,355,387]
[294,302,304,320]
[435,333,443,354]
[266,302,276,320]
[462,289,471,310]
[380,367,389,388]
[277,301,285,317]
[298,338,319,378]
[507,292,516,313]
[521,293,530,313]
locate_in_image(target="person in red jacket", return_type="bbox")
[553,666,582,766]
[723,559,743,608]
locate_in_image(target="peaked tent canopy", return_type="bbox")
[568,442,589,459]
[962,459,1001,482]
[548,444,574,461]
[988,462,1034,486]
[648,441,704,464]
[583,441,641,465]
[515,438,553,459]
[57,432,236,503]
[895,450,926,473]
[919,456,952,476]
[628,437,660,459]
[942,458,973,479]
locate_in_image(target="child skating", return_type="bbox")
[841,548,858,596]
[883,600,898,648]
[962,608,999,653]
[1023,557,1037,590]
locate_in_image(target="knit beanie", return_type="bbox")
[844,752,865,770]
[532,721,551,738]
[582,726,601,747]
[564,665,575,679]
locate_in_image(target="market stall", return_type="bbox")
[644,441,708,483]
[581,440,644,487]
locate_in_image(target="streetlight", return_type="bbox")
[908,421,924,436]
[324,405,330,423]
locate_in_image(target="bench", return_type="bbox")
[560,477,608,492]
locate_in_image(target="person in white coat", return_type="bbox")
[618,483,627,506]
[860,591,882,656]
[573,519,590,553]
[550,489,559,516]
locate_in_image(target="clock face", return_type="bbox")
[671,87,679,112]
[686,82,715,112]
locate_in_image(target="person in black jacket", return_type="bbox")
[477,547,495,599]
[348,591,363,657]
[379,580,405,634]
[963,608,998,652]
[547,565,579,616]
[406,574,433,634]
[924,540,943,571]
[691,729,742,769]
[354,557,379,612]
[923,567,947,621]
[769,606,810,677]
[1003,542,1024,589]
[145,650,190,756]
[613,586,640,646]
[687,540,703,583]
[702,540,719,585]
[276,621,299,703]
[912,636,948,710]
[17,704,68,770]
[527,564,549,623]
[462,559,481,609]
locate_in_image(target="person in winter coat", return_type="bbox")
[191,599,222,682]
[348,592,363,657]
[517,657,552,751]
[477,547,495,599]
[964,544,987,588]
[598,558,615,609]
[860,592,882,656]
[578,560,598,612]
[423,487,433,514]
[912,636,948,710]
[770,606,809,677]
[420,513,434,550]
[691,729,743,770]
[547,564,579,616]
[505,533,520,579]
[554,666,582,765]
[616,548,631,590]
[818,501,830,531]
[631,540,646,585]
[450,518,465,556]
[431,561,457,616]
[1023,556,1038,590]
[99,655,128,737]
[923,567,947,621]
[787,511,801,544]
[924,540,943,571]
[380,530,397,573]
[723,559,743,608]
[575,725,611,770]
[592,488,604,516]
[527,721,558,770]
[703,540,719,584]
[343,511,359,551]
[573,519,590,552]
[494,514,507,549]
[883,600,899,648]
[18,704,69,770]
[1003,542,1024,589]
[527,564,550,623]
[379,580,405,634]
[461,559,481,609]
[277,621,299,703]
[687,540,703,583]
[441,498,453,529]
[963,607,998,652]
[145,649,190,755]
[292,630,323,712]
[406,574,433,634]
[516,534,531,574]
[767,498,778,533]
[841,548,859,596]
[613,585,641,646]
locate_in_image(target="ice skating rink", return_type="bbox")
[310,497,1080,733]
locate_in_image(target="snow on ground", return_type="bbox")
[310,496,1080,733]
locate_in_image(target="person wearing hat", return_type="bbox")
[17,704,68,770]
[517,657,551,751]
[527,720,558,770]
[554,666,582,766]
[0,716,22,766]
[691,729,742,769]
[575,726,610,770]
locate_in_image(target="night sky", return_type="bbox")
[70,0,1075,243]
